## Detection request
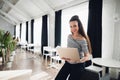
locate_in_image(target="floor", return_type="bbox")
[0,48,118,80]
[0,48,63,80]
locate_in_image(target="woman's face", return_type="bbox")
[69,21,79,34]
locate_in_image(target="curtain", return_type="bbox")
[55,10,62,47]
[14,25,16,37]
[15,24,20,39]
[21,23,26,43]
[34,17,42,45]
[26,21,28,42]
[41,15,48,53]
[87,0,103,58]
[20,23,22,39]
[31,19,34,43]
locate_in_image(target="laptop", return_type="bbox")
[56,47,80,61]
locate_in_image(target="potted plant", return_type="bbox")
[4,31,16,68]
[0,29,16,67]
[8,39,17,62]
[0,29,6,64]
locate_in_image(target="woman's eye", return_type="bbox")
[73,25,76,27]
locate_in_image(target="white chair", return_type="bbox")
[33,44,41,58]
[20,41,28,52]
[42,46,52,64]
[50,46,63,69]
[50,54,63,69]
[51,55,62,64]
[85,57,111,80]
[27,43,34,52]
[85,54,103,77]
[86,65,103,73]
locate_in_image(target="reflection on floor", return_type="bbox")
[0,48,63,80]
[0,48,118,80]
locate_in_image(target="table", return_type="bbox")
[92,58,120,79]
[92,58,120,69]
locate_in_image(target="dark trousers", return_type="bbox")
[55,62,85,80]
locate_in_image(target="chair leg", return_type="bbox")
[49,55,52,67]
[46,55,47,64]
[42,55,44,62]
[118,72,120,80]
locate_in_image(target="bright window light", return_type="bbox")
[21,22,26,43]
[61,2,88,47]
[34,17,42,46]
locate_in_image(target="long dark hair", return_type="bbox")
[69,15,92,54]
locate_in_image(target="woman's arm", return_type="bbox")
[62,53,90,63]
[79,53,90,63]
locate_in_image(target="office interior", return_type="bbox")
[0,0,120,80]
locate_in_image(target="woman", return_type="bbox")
[55,15,92,80]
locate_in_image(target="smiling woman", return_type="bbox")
[61,2,88,47]
[55,15,92,80]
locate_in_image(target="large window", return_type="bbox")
[21,23,26,43]
[15,24,20,39]
[61,2,88,47]
[28,21,31,43]
[34,17,42,45]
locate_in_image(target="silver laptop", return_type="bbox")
[56,47,80,61]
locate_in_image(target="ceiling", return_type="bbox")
[0,0,88,25]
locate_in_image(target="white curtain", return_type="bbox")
[28,21,31,44]
[61,2,88,47]
[21,22,26,43]
[15,24,20,39]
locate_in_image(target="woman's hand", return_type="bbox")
[78,53,90,63]
[79,57,85,63]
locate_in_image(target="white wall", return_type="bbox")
[111,0,120,78]
[103,0,120,79]
[0,18,14,35]
[113,0,120,61]
[102,0,115,58]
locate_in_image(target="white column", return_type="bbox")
[48,11,55,47]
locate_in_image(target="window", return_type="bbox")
[15,24,20,39]
[61,2,88,47]
[21,23,26,43]
[34,17,42,46]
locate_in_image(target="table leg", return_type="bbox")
[106,67,109,74]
